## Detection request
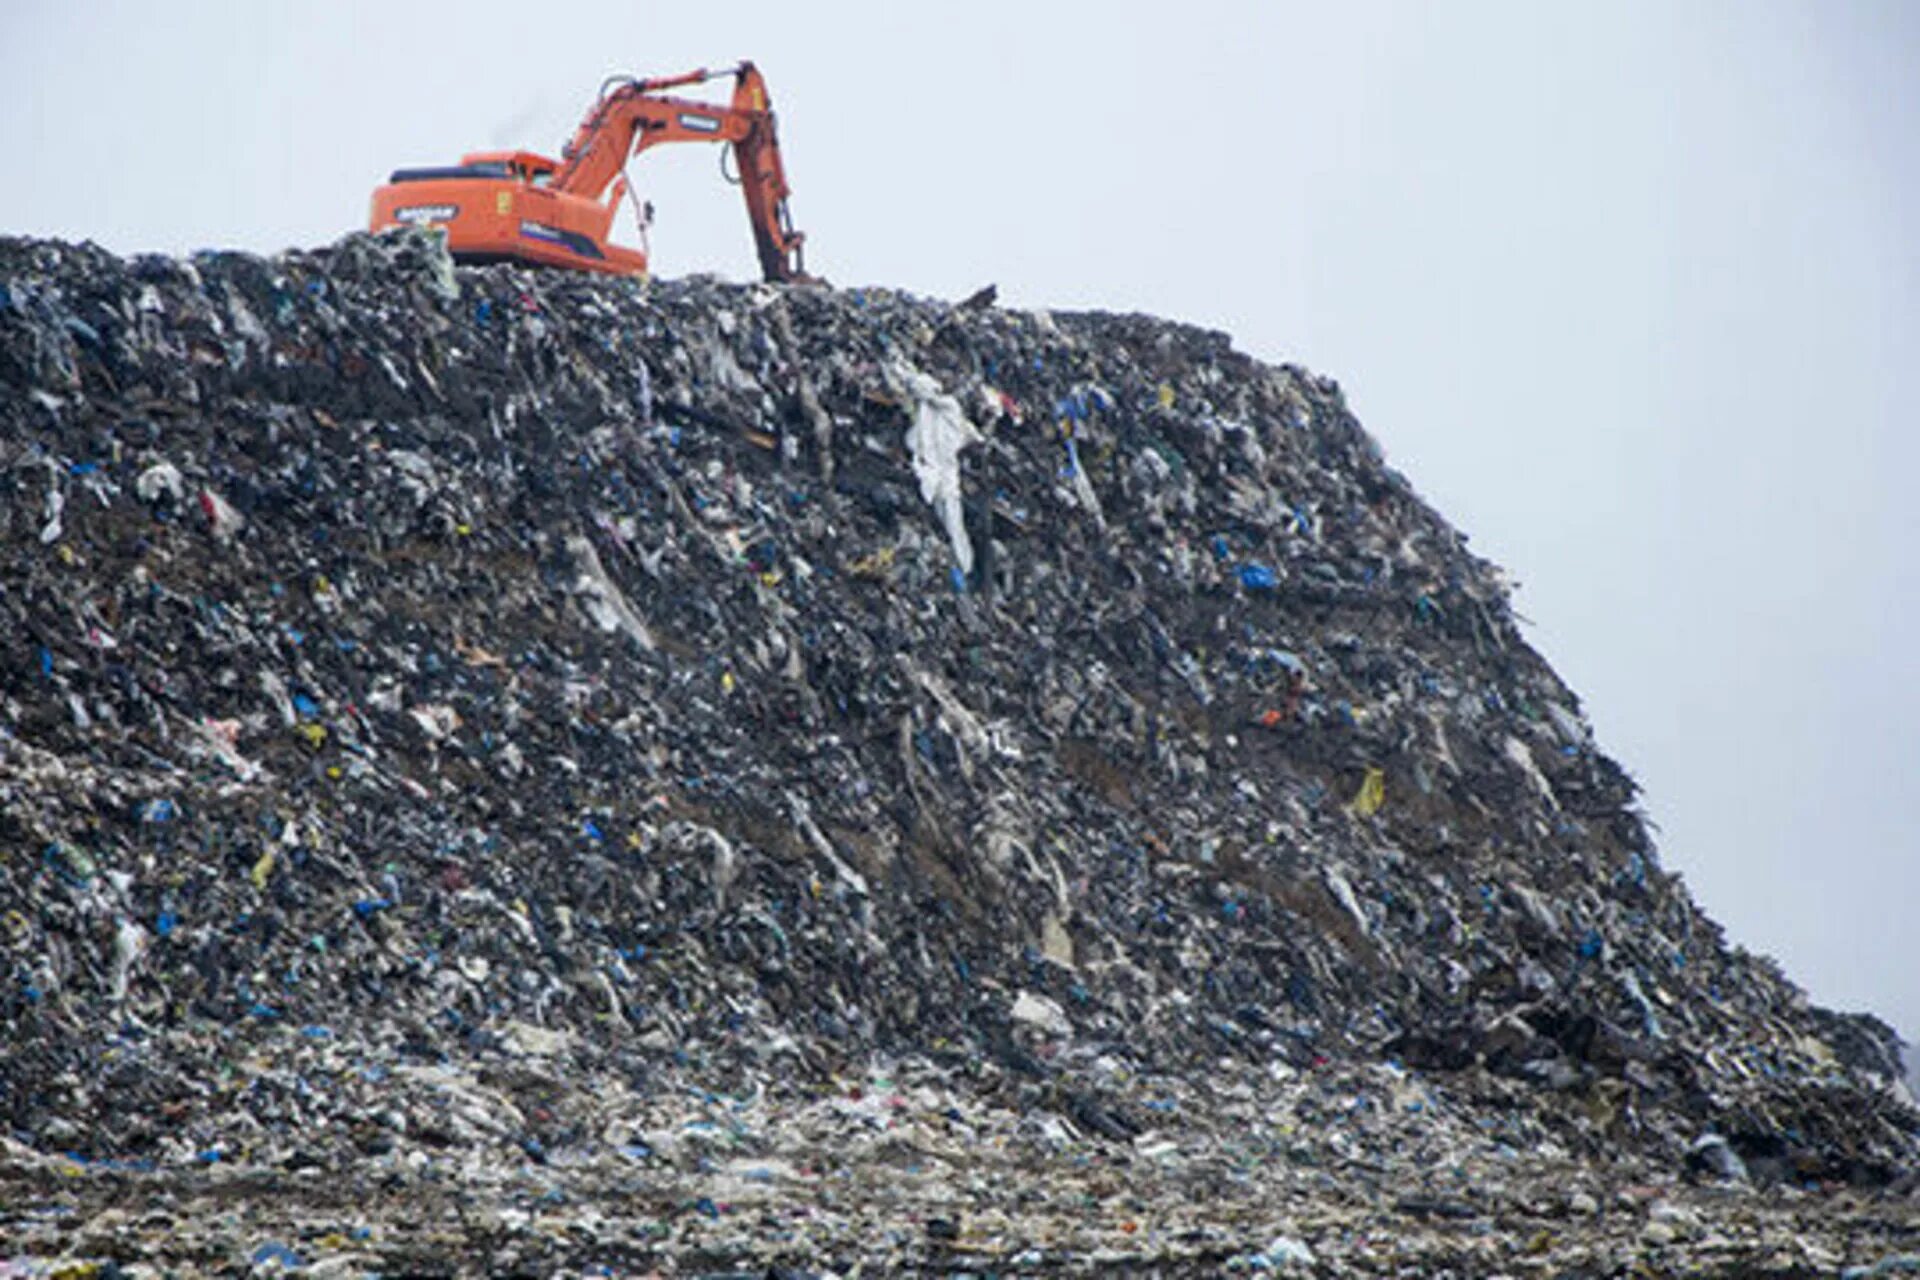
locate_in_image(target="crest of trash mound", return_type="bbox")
[2,227,1915,1208]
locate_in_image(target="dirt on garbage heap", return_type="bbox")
[1,230,1915,1276]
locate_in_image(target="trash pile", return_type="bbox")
[2,230,1915,1273]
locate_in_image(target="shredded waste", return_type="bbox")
[0,228,1915,1274]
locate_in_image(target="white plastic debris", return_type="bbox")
[109,917,147,1001]
[1261,1234,1317,1268]
[135,460,185,504]
[198,488,245,542]
[893,360,981,575]
[1503,733,1560,810]
[567,534,655,649]
[38,472,65,544]
[1011,989,1073,1038]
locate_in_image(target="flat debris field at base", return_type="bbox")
[1,231,1915,1276]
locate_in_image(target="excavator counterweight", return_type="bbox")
[368,62,809,282]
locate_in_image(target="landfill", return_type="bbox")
[1,229,1915,1275]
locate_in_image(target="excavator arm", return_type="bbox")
[553,63,809,282]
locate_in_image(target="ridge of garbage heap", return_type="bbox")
[1,228,1914,1205]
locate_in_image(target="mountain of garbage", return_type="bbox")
[2,230,1915,1274]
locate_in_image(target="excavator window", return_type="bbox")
[389,162,511,184]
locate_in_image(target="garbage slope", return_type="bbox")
[1,231,1913,1190]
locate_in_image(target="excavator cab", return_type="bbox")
[369,149,644,274]
[367,62,808,282]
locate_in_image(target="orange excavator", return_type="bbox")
[368,62,809,281]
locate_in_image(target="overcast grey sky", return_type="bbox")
[5,1,1915,1042]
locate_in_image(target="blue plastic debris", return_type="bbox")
[250,1240,305,1269]
[1239,563,1278,591]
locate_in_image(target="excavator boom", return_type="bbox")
[368,62,810,282]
